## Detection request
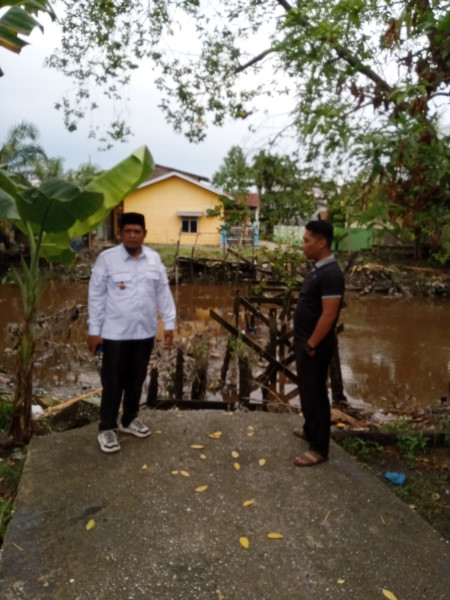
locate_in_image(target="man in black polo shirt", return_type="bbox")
[293,220,344,466]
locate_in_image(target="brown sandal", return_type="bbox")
[293,428,307,441]
[293,451,327,467]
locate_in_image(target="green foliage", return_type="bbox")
[0,0,56,56]
[0,121,47,184]
[0,399,14,432]
[0,499,13,541]
[397,433,429,458]
[190,336,209,370]
[263,244,304,290]
[42,0,450,260]
[340,437,383,463]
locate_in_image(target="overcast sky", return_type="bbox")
[0,13,294,181]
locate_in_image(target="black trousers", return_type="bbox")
[295,334,336,458]
[99,338,154,431]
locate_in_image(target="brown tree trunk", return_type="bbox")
[9,315,35,444]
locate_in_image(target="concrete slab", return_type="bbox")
[1,410,449,599]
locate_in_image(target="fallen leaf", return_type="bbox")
[171,470,179,475]
[431,493,440,501]
[141,464,148,471]
[199,454,207,460]
[240,537,249,549]
[337,579,345,584]
[85,519,95,531]
[231,450,239,458]
[180,470,190,477]
[195,485,208,493]
[190,445,205,449]
[234,462,241,471]
[243,499,254,507]
[247,432,255,437]
[336,422,346,429]
[247,425,254,431]
[209,431,222,439]
[382,589,398,600]
[155,430,163,434]
[267,532,283,539]
[258,458,266,466]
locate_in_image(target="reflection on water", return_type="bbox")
[339,294,450,409]
[0,281,449,409]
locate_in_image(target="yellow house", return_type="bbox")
[123,170,225,246]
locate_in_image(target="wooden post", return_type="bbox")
[191,367,207,400]
[330,338,347,405]
[174,348,184,402]
[268,309,277,388]
[238,356,251,408]
[220,339,232,385]
[146,367,159,406]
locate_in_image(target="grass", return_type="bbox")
[338,435,450,541]
[0,450,26,544]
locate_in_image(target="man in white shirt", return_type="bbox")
[87,212,176,453]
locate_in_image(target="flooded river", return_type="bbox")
[0,282,449,411]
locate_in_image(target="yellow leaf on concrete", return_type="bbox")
[243,500,254,507]
[209,431,222,439]
[141,464,148,470]
[247,425,254,431]
[85,519,95,531]
[337,579,345,584]
[382,590,398,600]
[231,450,239,458]
[267,533,283,539]
[258,458,266,466]
[234,462,240,471]
[240,537,249,549]
[190,445,205,449]
[247,431,255,437]
[171,470,179,475]
[200,454,207,460]
[155,430,163,434]
[195,485,208,493]
[180,470,190,477]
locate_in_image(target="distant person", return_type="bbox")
[293,220,344,466]
[87,212,176,453]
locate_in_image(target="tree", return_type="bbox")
[0,121,47,183]
[46,0,450,259]
[0,146,153,444]
[251,150,317,236]
[211,146,253,228]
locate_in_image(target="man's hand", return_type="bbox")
[87,335,103,356]
[164,330,174,347]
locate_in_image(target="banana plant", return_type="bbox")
[0,146,153,444]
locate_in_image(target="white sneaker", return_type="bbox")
[98,430,120,453]
[118,417,151,438]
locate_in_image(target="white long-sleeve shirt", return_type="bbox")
[88,244,176,340]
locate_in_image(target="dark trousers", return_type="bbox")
[295,334,336,458]
[99,338,154,431]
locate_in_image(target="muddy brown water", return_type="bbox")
[0,282,449,411]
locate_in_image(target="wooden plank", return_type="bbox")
[209,309,298,384]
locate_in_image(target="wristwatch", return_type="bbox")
[305,342,315,353]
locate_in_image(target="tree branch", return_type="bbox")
[235,48,276,74]
[276,0,293,10]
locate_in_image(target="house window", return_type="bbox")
[177,211,203,234]
[181,217,198,234]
